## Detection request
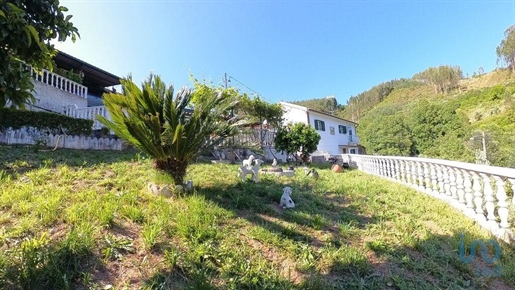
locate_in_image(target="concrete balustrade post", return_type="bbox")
[481,174,497,231]
[417,161,425,191]
[430,163,438,196]
[494,176,509,232]
[472,172,486,223]
[448,167,458,204]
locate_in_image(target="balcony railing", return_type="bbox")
[31,67,88,98]
[63,105,111,130]
[348,135,360,144]
[345,154,515,243]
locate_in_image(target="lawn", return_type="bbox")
[0,145,514,289]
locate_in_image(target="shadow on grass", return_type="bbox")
[357,228,515,289]
[0,144,141,178]
[0,229,101,290]
[143,165,515,289]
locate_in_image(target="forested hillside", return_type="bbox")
[344,69,515,168]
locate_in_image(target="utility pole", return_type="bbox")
[481,131,489,165]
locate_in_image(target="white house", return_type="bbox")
[279,102,361,155]
[25,51,121,130]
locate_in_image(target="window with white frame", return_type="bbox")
[314,119,325,131]
[338,125,347,134]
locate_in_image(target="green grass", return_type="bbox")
[1,145,515,289]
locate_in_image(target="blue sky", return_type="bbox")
[54,0,515,105]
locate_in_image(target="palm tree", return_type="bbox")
[98,73,243,185]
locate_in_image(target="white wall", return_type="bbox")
[280,102,308,124]
[31,81,87,113]
[307,111,359,154]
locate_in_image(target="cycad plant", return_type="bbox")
[98,73,243,185]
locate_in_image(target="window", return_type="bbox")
[314,119,325,131]
[330,126,335,135]
[342,148,347,154]
[350,149,356,154]
[338,125,347,134]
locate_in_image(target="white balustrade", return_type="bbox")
[62,105,112,130]
[31,67,88,98]
[346,154,515,243]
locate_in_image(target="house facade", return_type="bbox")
[25,51,120,130]
[279,102,362,155]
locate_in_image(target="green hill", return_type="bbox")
[341,69,515,168]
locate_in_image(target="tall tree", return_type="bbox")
[413,65,463,94]
[497,25,515,73]
[0,0,79,109]
[98,73,244,185]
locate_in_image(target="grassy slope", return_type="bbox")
[0,146,514,289]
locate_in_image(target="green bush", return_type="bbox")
[0,108,93,135]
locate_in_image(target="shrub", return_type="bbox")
[0,108,93,135]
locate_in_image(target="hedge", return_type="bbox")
[0,108,93,136]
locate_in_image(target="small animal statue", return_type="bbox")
[271,157,278,167]
[238,159,264,182]
[147,182,172,198]
[242,155,255,167]
[280,186,295,209]
[306,168,319,180]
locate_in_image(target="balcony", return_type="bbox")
[31,67,88,98]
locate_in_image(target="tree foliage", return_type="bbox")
[274,122,321,162]
[357,105,414,156]
[238,94,284,128]
[412,65,463,94]
[291,96,344,114]
[98,73,244,185]
[340,79,418,122]
[496,25,515,72]
[358,100,470,159]
[0,0,79,109]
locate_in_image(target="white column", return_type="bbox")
[430,163,438,196]
[472,172,486,224]
[481,174,498,231]
[410,161,418,189]
[424,163,431,194]
[494,176,509,232]
[463,170,475,217]
[437,165,445,196]
[442,166,451,199]
[395,160,402,182]
[417,161,425,191]
[448,167,458,204]
[400,160,406,184]
[455,169,466,209]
